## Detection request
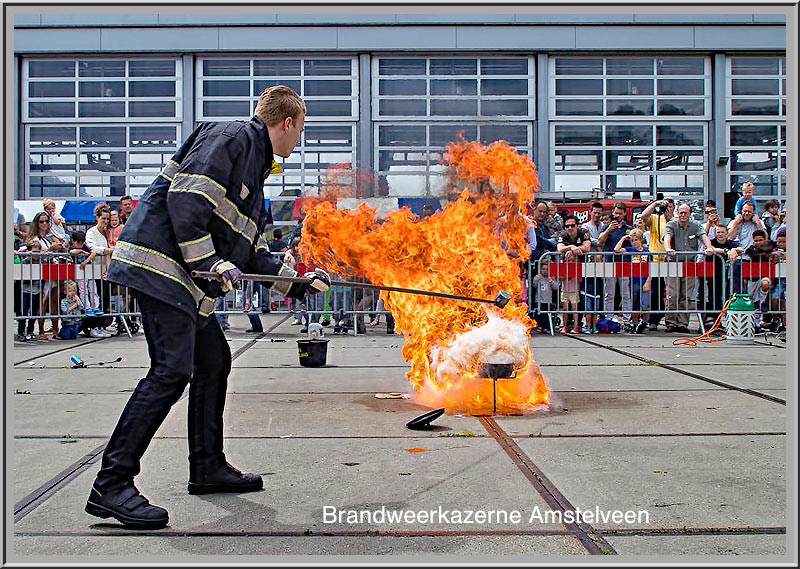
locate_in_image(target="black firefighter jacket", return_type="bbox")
[107,116,299,321]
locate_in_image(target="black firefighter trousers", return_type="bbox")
[94,291,231,491]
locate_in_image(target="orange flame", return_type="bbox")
[299,139,550,414]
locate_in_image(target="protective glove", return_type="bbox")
[211,260,243,293]
[304,269,331,293]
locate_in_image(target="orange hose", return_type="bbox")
[672,297,735,347]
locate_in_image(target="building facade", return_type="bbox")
[12,12,788,225]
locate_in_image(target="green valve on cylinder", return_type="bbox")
[728,293,756,312]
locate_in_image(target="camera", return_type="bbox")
[654,200,667,214]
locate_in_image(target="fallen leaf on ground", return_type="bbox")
[406,448,431,453]
[374,393,409,399]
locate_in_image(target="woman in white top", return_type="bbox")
[27,211,66,339]
[85,203,114,338]
[43,198,68,245]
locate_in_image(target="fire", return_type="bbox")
[298,139,550,414]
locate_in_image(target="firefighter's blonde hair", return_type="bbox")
[255,85,306,127]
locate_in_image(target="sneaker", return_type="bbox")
[85,308,95,316]
[290,318,303,326]
[89,328,105,338]
[300,327,309,334]
[635,321,648,334]
[94,309,104,316]
[571,326,580,334]
[648,323,659,331]
[25,333,37,342]
[560,326,568,334]
[38,332,49,341]
[15,333,26,342]
[86,484,168,529]
[243,302,250,312]
[320,317,331,327]
[245,328,263,334]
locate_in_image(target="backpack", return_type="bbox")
[596,318,621,334]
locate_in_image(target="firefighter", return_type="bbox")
[85,86,329,529]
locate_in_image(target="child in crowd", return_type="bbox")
[615,229,652,334]
[600,212,612,226]
[59,280,84,340]
[743,229,774,332]
[734,181,759,217]
[68,231,100,316]
[558,260,581,334]
[532,258,559,334]
[761,199,781,235]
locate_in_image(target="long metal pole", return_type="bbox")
[191,270,504,307]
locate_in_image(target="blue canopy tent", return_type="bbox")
[60,201,107,223]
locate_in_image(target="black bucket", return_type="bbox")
[297,339,329,367]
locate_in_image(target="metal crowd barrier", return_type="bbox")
[525,250,785,336]
[13,251,141,340]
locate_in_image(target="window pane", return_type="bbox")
[606,58,653,75]
[254,59,301,76]
[79,81,125,97]
[304,125,353,147]
[431,79,477,96]
[79,60,125,77]
[481,58,528,75]
[28,102,74,118]
[554,150,602,170]
[555,58,603,75]
[730,150,777,171]
[379,150,427,172]
[732,79,779,96]
[304,59,351,76]
[379,59,426,75]
[731,57,779,75]
[130,126,177,147]
[305,99,352,117]
[129,60,176,77]
[203,100,251,116]
[730,125,778,147]
[606,173,653,191]
[30,126,76,147]
[607,99,653,116]
[254,79,301,94]
[655,150,704,170]
[658,78,704,95]
[29,153,77,172]
[555,99,603,116]
[731,99,779,116]
[481,99,528,116]
[80,126,126,147]
[130,152,173,172]
[379,99,426,116]
[29,60,75,78]
[480,124,528,146]
[29,82,74,97]
[730,174,778,196]
[430,59,477,75]
[80,152,126,172]
[29,176,77,197]
[78,102,125,117]
[379,79,426,95]
[305,79,352,96]
[554,125,602,146]
[656,125,703,146]
[554,174,602,192]
[656,58,704,75]
[556,78,602,95]
[606,150,653,170]
[657,99,705,116]
[430,99,477,116]
[606,125,652,146]
[606,78,653,96]
[780,125,786,145]
[480,78,527,96]
[379,125,426,146]
[79,175,127,197]
[430,125,477,146]
[129,81,176,97]
[203,80,249,96]
[203,59,250,76]
[129,101,176,117]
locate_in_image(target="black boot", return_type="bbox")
[85,484,168,529]
[188,462,263,495]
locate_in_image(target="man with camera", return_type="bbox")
[640,196,675,331]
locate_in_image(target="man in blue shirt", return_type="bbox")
[597,202,632,324]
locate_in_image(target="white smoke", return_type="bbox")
[430,312,529,384]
